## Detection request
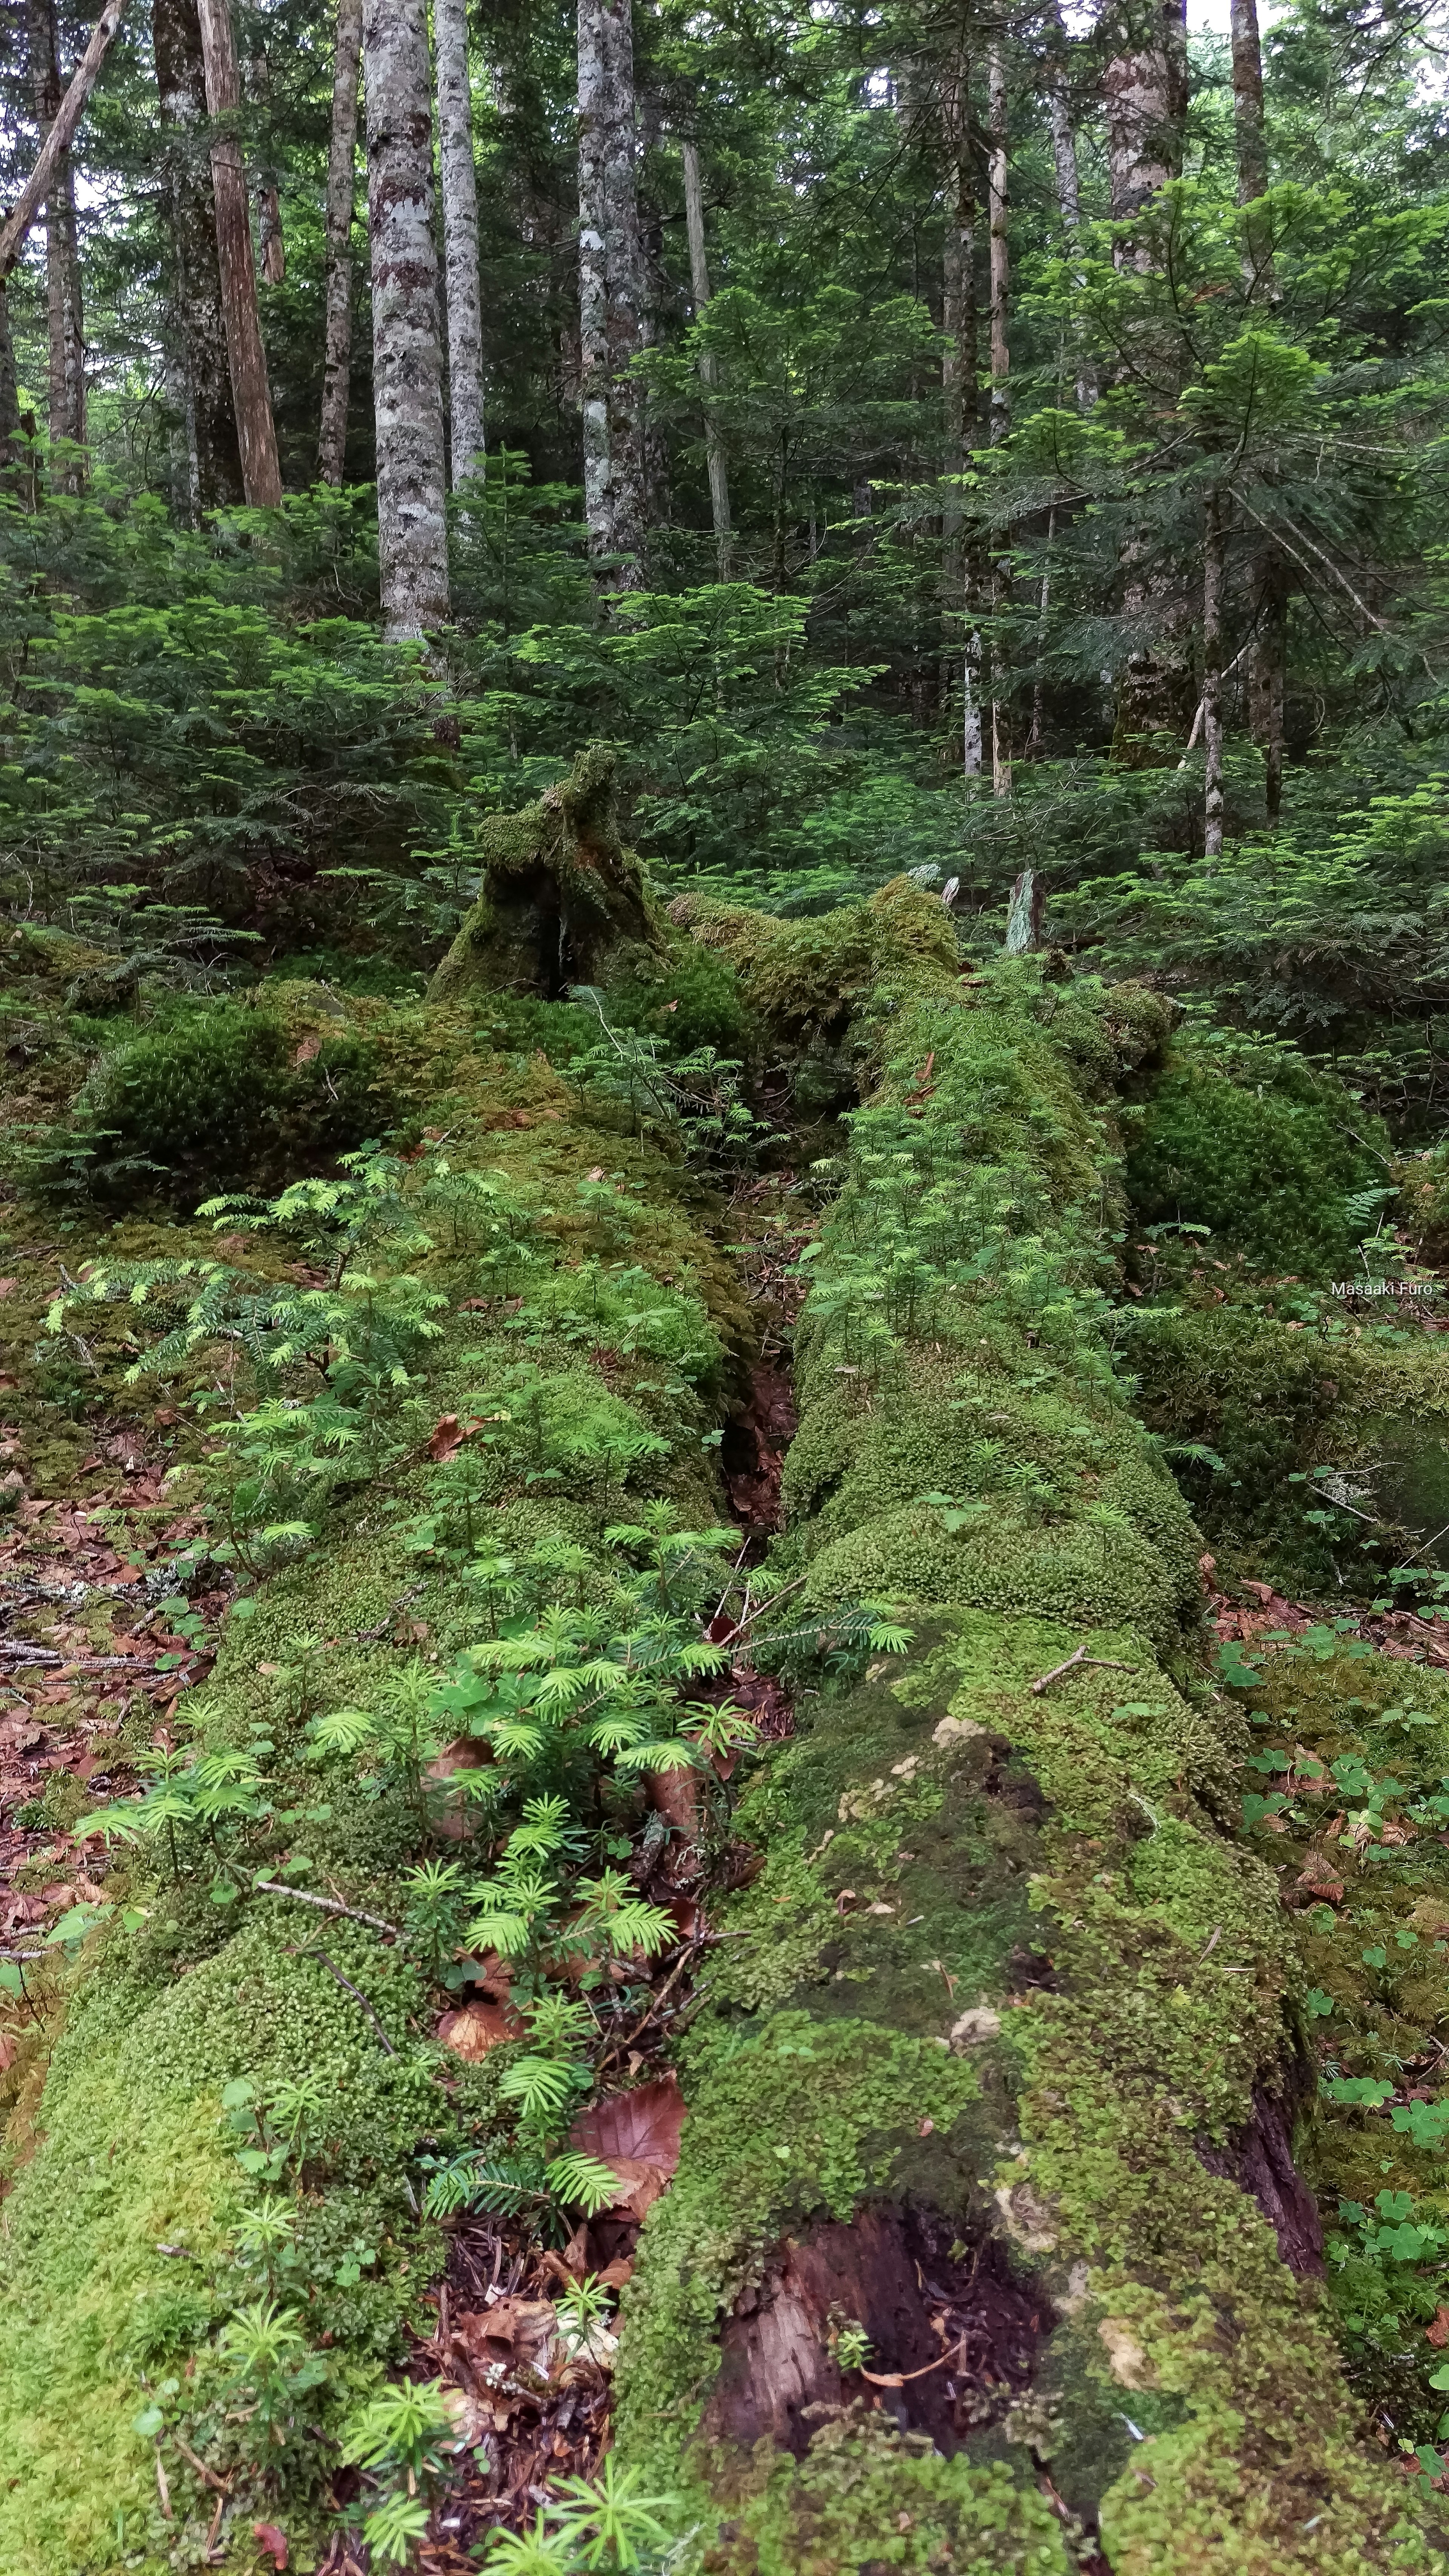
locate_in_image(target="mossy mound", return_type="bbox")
[1124,1036,1388,1280]
[428,743,667,1003]
[615,942,1446,2567]
[669,872,963,1053]
[32,997,391,1207]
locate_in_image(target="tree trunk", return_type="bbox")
[681,135,731,580]
[1102,0,1189,757]
[0,0,127,281]
[433,0,485,484]
[988,38,1011,795]
[317,0,361,485]
[195,0,283,506]
[1251,547,1287,825]
[576,0,646,583]
[1101,0,1188,231]
[361,0,450,637]
[940,46,982,782]
[248,48,286,285]
[1042,0,1095,408]
[1231,0,1268,202]
[1203,484,1225,858]
[154,0,242,514]
[27,0,87,486]
[0,285,20,476]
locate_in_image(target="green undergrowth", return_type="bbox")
[613,935,1448,2570]
[1123,1024,1391,1281]
[0,977,783,2573]
[1218,1638,1449,2467]
[1127,1303,1449,1592]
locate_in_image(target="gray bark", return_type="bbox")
[195,0,283,505]
[940,49,981,781]
[318,0,361,485]
[361,0,450,636]
[1101,0,1188,230]
[576,0,645,581]
[28,0,87,484]
[433,0,485,484]
[1203,485,1225,857]
[681,136,730,578]
[154,0,242,513]
[248,49,286,284]
[1042,0,1095,408]
[0,286,20,475]
[988,39,1011,794]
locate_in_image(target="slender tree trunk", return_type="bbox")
[1042,0,1095,408]
[576,0,645,583]
[1251,548,1287,824]
[0,286,20,475]
[1230,0,1268,199]
[940,43,982,782]
[361,0,449,636]
[1102,0,1189,758]
[154,0,242,514]
[317,0,361,484]
[681,135,731,579]
[195,0,283,505]
[0,0,126,281]
[28,0,87,486]
[248,49,285,284]
[1202,485,1225,858]
[987,39,1011,794]
[434,0,485,484]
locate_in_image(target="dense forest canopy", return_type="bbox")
[8,0,1449,2571]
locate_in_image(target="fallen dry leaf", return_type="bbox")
[1428,2307,1449,2350]
[437,1996,524,2060]
[292,1035,321,1065]
[455,2299,556,2372]
[571,2073,686,2218]
[252,2523,289,2570]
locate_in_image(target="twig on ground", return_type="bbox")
[1029,1643,1128,1696]
[170,2432,231,2496]
[352,1583,426,1644]
[253,1879,398,1937]
[594,1936,704,2077]
[291,1943,397,2055]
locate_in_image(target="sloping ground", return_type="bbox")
[612,906,1449,2570]
[0,936,758,2569]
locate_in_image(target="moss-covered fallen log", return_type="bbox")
[612,885,1448,2570]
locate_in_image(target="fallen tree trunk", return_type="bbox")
[612,884,1442,2570]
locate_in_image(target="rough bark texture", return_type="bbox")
[1202,484,1225,856]
[154,0,243,514]
[195,0,283,505]
[681,136,731,578]
[1101,0,1188,228]
[940,49,982,780]
[317,0,361,486]
[987,38,1011,795]
[248,49,286,285]
[1251,544,1287,823]
[1043,0,1095,409]
[361,0,450,637]
[27,0,87,483]
[576,0,646,581]
[433,0,485,484]
[428,744,664,1001]
[0,285,20,474]
[1231,0,1268,205]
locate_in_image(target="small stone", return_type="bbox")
[932,1713,987,1749]
[949,2004,1001,2051]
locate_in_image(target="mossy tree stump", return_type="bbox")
[428,743,667,1003]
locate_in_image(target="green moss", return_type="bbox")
[697,2412,1076,2575]
[33,1002,389,1208]
[428,744,667,1003]
[1124,1038,1387,1279]
[616,938,1444,2567]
